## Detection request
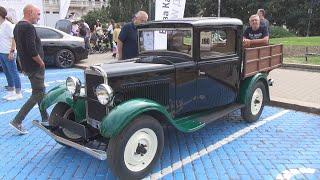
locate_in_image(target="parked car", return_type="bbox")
[35,26,88,68]
[33,17,283,179]
[1,26,86,71]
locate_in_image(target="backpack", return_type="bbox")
[79,25,87,37]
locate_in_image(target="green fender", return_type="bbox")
[239,73,270,104]
[100,98,174,138]
[40,84,86,122]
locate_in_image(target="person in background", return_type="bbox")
[243,14,269,48]
[95,19,103,37]
[0,6,22,101]
[107,19,115,51]
[112,23,121,58]
[71,20,79,36]
[10,4,48,134]
[257,9,270,34]
[118,11,148,60]
[79,19,91,51]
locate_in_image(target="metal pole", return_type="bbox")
[218,0,221,17]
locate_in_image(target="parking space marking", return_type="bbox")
[151,110,290,179]
[0,106,38,116]
[276,168,316,180]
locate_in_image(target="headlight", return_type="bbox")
[95,84,113,105]
[66,76,81,95]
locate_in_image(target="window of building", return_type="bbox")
[200,28,236,59]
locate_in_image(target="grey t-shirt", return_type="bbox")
[260,19,270,34]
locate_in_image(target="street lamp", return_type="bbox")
[218,0,221,17]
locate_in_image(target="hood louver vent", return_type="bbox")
[122,80,170,106]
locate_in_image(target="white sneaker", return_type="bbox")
[2,91,15,99]
[6,93,23,101]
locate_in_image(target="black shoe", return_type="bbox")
[9,121,28,135]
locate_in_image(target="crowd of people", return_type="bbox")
[67,18,122,58]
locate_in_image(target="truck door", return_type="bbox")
[196,28,240,110]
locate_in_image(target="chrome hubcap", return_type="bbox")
[124,128,158,172]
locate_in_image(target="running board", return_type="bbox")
[198,104,244,124]
[32,120,107,160]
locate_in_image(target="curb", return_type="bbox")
[282,63,320,72]
[270,100,320,115]
[74,64,87,70]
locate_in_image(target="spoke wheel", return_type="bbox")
[56,49,75,68]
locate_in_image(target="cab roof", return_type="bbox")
[139,17,243,28]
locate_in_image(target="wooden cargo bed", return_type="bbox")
[242,44,283,78]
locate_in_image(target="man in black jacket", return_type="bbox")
[9,4,48,134]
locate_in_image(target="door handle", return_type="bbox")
[198,70,206,76]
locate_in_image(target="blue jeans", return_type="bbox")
[0,53,21,91]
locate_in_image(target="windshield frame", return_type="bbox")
[138,27,193,58]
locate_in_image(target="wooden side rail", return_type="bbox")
[242,44,283,78]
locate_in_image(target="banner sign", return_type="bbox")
[1,0,45,25]
[154,0,186,50]
[59,0,71,19]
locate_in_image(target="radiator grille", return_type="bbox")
[122,80,169,106]
[85,73,106,121]
[85,73,104,99]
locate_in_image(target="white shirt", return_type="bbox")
[0,20,14,54]
[107,24,114,34]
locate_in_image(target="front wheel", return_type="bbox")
[107,115,164,179]
[49,103,82,142]
[241,81,267,122]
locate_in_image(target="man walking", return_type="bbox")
[9,4,48,134]
[118,11,148,60]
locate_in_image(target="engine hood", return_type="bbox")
[99,61,174,77]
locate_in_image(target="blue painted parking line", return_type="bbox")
[1,69,320,179]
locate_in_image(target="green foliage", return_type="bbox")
[106,0,149,22]
[269,26,296,38]
[270,36,320,46]
[284,56,320,65]
[82,7,109,29]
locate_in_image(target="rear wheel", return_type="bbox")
[241,81,266,122]
[55,49,75,68]
[107,115,164,179]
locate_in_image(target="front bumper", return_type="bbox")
[32,120,107,160]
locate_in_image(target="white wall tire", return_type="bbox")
[107,115,164,179]
[241,81,266,122]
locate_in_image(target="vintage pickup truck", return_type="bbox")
[33,17,282,179]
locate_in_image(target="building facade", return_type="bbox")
[43,0,108,27]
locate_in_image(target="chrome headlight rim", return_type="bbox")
[95,84,113,105]
[66,76,81,95]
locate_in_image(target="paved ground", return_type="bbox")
[269,68,320,111]
[0,68,320,179]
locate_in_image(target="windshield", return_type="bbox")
[138,28,192,56]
